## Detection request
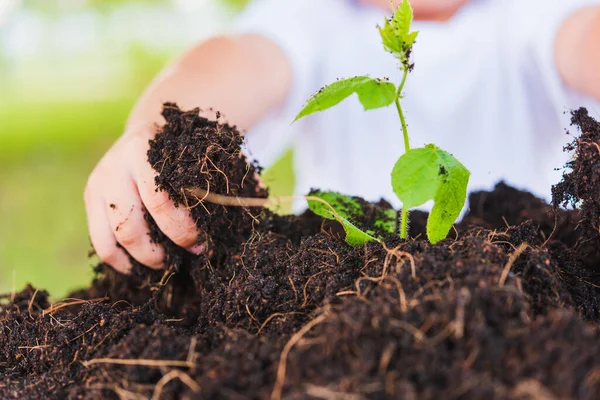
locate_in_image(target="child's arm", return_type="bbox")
[127,35,291,134]
[556,6,600,101]
[85,34,291,273]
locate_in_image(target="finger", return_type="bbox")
[105,176,166,270]
[132,136,201,252]
[84,185,132,274]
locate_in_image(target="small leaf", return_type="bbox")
[392,0,413,37]
[379,20,403,56]
[307,191,377,246]
[294,76,396,122]
[404,31,419,49]
[391,144,470,244]
[427,159,470,243]
[378,0,419,64]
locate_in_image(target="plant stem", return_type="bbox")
[396,67,411,239]
[400,209,408,239]
[396,68,410,153]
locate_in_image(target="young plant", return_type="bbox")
[294,0,470,244]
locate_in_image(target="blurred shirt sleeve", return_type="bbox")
[510,0,600,115]
[230,0,350,168]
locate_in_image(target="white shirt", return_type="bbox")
[234,0,600,211]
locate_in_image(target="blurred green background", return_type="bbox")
[0,0,292,299]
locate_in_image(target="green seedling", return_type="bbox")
[294,0,470,244]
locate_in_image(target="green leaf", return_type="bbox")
[390,147,440,209]
[392,0,413,37]
[404,31,419,49]
[307,191,378,246]
[294,76,397,122]
[391,144,470,244]
[427,158,470,243]
[378,0,419,64]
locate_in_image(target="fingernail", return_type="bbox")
[188,244,205,255]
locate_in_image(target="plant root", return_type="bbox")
[271,314,328,400]
[151,370,201,400]
[498,243,529,286]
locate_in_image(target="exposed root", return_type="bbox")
[453,288,471,339]
[151,370,200,400]
[27,288,39,316]
[43,297,108,316]
[381,276,408,313]
[185,181,212,212]
[302,271,327,308]
[271,314,327,400]
[498,243,529,286]
[512,379,557,400]
[185,187,269,208]
[578,139,600,156]
[18,344,50,351]
[81,358,194,369]
[69,323,99,343]
[245,300,258,323]
[256,312,305,335]
[382,242,416,279]
[542,212,559,247]
[378,342,397,376]
[388,318,457,347]
[207,158,230,194]
[304,384,362,400]
[186,337,198,364]
[288,276,298,303]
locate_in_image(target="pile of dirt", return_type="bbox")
[1,105,600,399]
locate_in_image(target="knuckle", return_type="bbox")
[95,244,120,266]
[113,220,140,248]
[141,246,165,269]
[145,259,165,270]
[103,251,122,267]
[168,227,198,248]
[143,188,169,215]
[112,217,165,268]
[93,241,131,274]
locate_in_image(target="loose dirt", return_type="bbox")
[1,105,599,399]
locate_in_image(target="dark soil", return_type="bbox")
[2,105,600,399]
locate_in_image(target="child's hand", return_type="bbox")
[84,123,201,274]
[83,34,292,274]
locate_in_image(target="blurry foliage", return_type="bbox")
[21,0,250,13]
[0,0,288,299]
[22,0,165,14]
[221,0,250,10]
[0,99,132,298]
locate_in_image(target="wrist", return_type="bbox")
[123,119,157,139]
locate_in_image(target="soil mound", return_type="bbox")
[1,105,599,399]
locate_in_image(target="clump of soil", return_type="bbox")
[146,103,268,269]
[553,108,600,234]
[2,105,600,399]
[550,108,600,319]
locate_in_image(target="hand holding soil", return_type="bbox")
[84,120,202,274]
